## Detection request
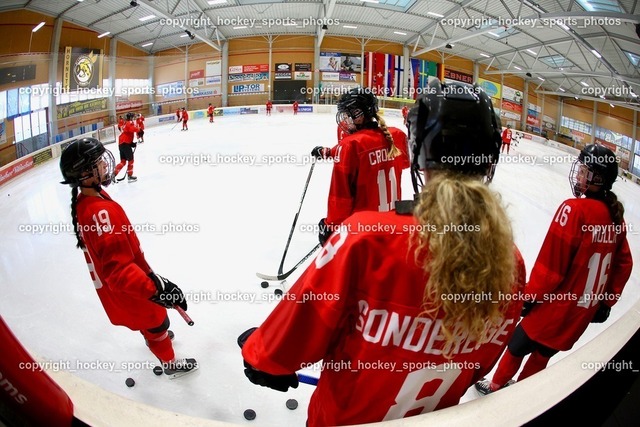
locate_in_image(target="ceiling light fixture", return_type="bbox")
[97,31,110,38]
[427,12,444,18]
[130,1,138,7]
[141,42,153,47]
[394,31,407,35]
[139,15,156,22]
[480,53,490,58]
[32,22,45,32]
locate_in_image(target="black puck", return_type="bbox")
[260,281,269,288]
[286,399,298,410]
[243,409,256,420]
[274,289,283,296]
[125,377,135,387]
[153,366,163,376]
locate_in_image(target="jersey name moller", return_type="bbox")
[355,299,514,355]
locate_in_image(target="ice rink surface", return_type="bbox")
[0,111,639,425]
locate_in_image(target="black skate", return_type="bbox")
[163,358,198,379]
[475,378,515,395]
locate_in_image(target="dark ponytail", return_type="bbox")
[70,187,84,249]
[604,190,625,226]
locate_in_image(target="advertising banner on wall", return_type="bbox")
[340,55,361,72]
[63,47,104,92]
[444,69,473,84]
[275,63,292,72]
[231,84,265,93]
[294,71,312,80]
[295,63,312,72]
[502,86,523,103]
[206,76,222,85]
[322,72,340,81]
[477,78,502,100]
[57,98,108,119]
[243,64,269,73]
[229,65,243,74]
[189,78,204,87]
[190,70,204,79]
[116,100,143,111]
[206,60,221,77]
[339,72,357,82]
[319,52,341,71]
[228,73,269,82]
[274,72,292,80]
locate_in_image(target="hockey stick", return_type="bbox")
[175,306,194,326]
[256,243,321,281]
[297,373,318,386]
[277,160,316,275]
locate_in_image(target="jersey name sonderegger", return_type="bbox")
[356,299,515,355]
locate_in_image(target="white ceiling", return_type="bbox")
[3,0,640,107]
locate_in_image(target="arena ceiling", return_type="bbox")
[3,0,640,108]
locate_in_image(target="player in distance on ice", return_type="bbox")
[310,87,409,245]
[59,138,197,379]
[239,80,525,426]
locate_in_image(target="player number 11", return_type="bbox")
[377,167,398,212]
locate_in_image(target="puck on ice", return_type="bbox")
[153,366,163,376]
[286,399,298,410]
[125,378,135,387]
[260,281,269,288]
[243,409,256,420]
[274,289,283,296]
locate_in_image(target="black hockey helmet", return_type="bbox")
[125,112,135,121]
[569,144,618,197]
[336,87,378,133]
[406,79,501,191]
[60,137,115,188]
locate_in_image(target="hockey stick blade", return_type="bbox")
[256,243,321,281]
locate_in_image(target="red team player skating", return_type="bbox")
[114,112,139,183]
[293,100,299,115]
[207,103,215,123]
[239,80,526,426]
[59,138,198,378]
[266,99,272,116]
[501,124,513,154]
[136,113,145,144]
[311,87,409,244]
[475,143,633,395]
[181,107,189,131]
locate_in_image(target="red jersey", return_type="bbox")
[182,110,189,121]
[118,121,139,144]
[76,191,165,331]
[117,118,125,131]
[266,101,272,110]
[402,106,409,119]
[521,198,632,350]
[136,116,145,130]
[243,211,526,427]
[325,127,409,226]
[501,129,512,144]
[337,126,348,143]
[207,105,214,115]
[293,102,299,111]
[176,109,181,117]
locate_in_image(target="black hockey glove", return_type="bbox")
[591,302,611,323]
[131,141,137,148]
[521,300,535,317]
[238,327,299,393]
[318,218,333,246]
[149,273,187,311]
[311,146,329,159]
